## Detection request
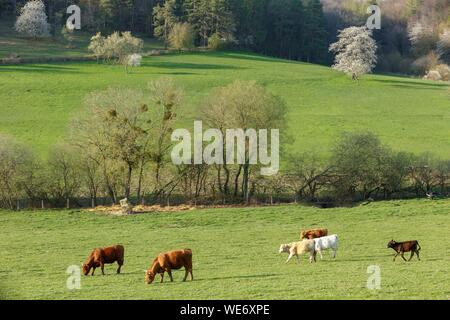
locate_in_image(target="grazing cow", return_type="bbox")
[82,245,124,276]
[279,240,316,264]
[145,249,193,284]
[300,228,328,240]
[387,240,421,262]
[314,234,338,260]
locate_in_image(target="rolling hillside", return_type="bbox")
[1,50,450,160]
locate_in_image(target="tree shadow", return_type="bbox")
[208,51,306,65]
[145,61,244,71]
[0,64,83,74]
[369,78,450,89]
[196,273,280,282]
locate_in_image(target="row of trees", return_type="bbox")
[151,0,328,62]
[1,78,450,210]
[4,0,450,69]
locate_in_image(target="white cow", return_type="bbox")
[314,234,338,260]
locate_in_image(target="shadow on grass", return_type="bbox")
[154,72,198,76]
[197,273,280,282]
[208,51,308,65]
[370,78,450,89]
[144,61,244,71]
[0,64,83,74]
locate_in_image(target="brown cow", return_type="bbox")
[145,249,193,284]
[82,245,124,276]
[300,228,328,240]
[387,240,421,262]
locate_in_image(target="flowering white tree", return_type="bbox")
[329,26,378,80]
[126,54,142,73]
[14,0,50,38]
[88,32,143,65]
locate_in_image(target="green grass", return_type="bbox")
[1,50,450,159]
[0,19,163,59]
[0,199,449,300]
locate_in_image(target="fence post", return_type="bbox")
[16,199,20,211]
[41,200,44,209]
[66,198,70,209]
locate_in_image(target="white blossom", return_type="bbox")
[14,0,50,38]
[127,54,142,67]
[329,26,378,79]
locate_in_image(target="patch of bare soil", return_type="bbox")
[85,204,196,215]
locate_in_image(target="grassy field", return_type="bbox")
[0,19,163,59]
[0,199,449,300]
[1,50,450,159]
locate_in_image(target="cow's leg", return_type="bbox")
[393,252,399,261]
[183,269,189,282]
[91,267,96,276]
[415,250,421,261]
[409,251,415,261]
[167,269,174,282]
[401,252,407,262]
[286,252,295,263]
[160,273,164,283]
[332,249,337,259]
[100,262,105,275]
[117,262,122,274]
[318,250,323,260]
[296,255,301,264]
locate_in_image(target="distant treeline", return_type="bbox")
[0,0,330,64]
[2,1,450,71]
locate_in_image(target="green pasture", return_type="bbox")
[0,199,449,300]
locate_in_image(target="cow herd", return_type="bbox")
[278,228,422,264]
[80,228,421,284]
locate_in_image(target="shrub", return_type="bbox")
[127,53,142,67]
[88,31,143,65]
[168,23,195,52]
[88,32,106,62]
[435,64,450,81]
[125,53,142,73]
[208,33,234,51]
[411,52,440,75]
[423,70,442,81]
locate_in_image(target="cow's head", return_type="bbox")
[145,270,156,284]
[387,240,396,249]
[82,263,91,276]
